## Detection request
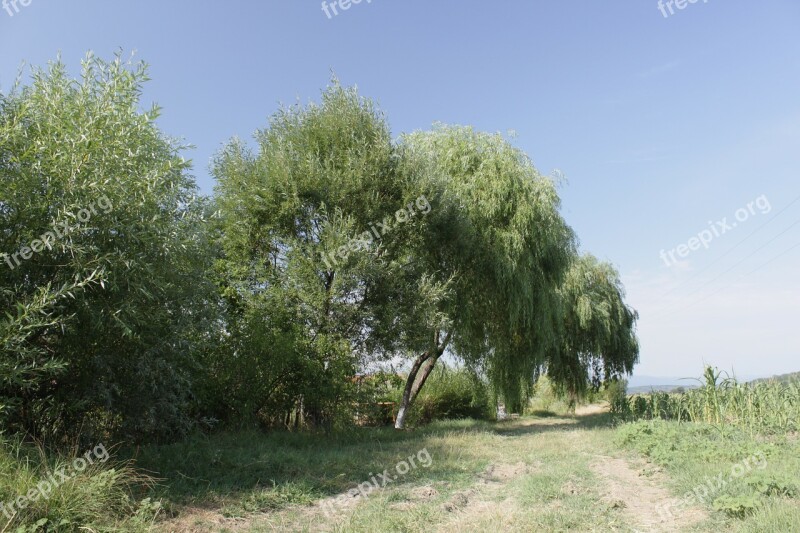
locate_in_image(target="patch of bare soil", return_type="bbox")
[481,461,534,482]
[590,455,707,533]
[156,506,247,532]
[410,485,439,500]
[441,489,473,512]
[435,461,536,532]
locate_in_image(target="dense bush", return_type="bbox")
[526,375,572,415]
[605,378,630,419]
[405,366,493,425]
[0,55,215,444]
[350,372,405,426]
[0,439,159,531]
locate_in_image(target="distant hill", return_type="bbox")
[628,384,699,394]
[627,375,699,389]
[750,371,800,385]
[627,371,800,391]
[626,375,698,394]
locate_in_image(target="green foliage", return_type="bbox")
[0,54,215,443]
[0,439,158,531]
[526,375,573,415]
[712,495,760,518]
[3,56,639,443]
[612,367,800,434]
[406,366,493,425]
[606,378,630,420]
[351,372,404,426]
[400,126,579,409]
[211,82,635,429]
[548,255,639,402]
[0,274,100,431]
[210,80,405,429]
[617,420,743,465]
[745,471,798,498]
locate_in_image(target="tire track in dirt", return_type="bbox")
[590,454,707,533]
[434,461,538,532]
[157,406,709,532]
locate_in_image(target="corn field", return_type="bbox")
[611,367,800,434]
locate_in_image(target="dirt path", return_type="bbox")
[590,454,707,532]
[157,406,710,532]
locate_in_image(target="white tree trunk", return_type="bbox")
[394,404,408,430]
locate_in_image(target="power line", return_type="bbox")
[684,216,800,295]
[652,238,800,320]
[658,192,800,300]
[651,212,800,319]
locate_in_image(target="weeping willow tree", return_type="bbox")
[546,254,640,405]
[211,81,638,429]
[389,125,578,428]
[388,129,640,426]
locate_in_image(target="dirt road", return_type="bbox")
[160,406,707,532]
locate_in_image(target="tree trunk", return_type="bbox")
[394,330,452,430]
[394,351,430,430]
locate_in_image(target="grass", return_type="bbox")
[617,419,800,531]
[127,409,623,531]
[0,439,160,532]
[130,420,510,517]
[243,411,619,532]
[3,371,798,531]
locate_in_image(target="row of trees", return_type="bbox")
[0,54,639,443]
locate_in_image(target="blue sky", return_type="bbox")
[2,1,799,380]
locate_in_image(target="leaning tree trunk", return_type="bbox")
[395,331,452,429]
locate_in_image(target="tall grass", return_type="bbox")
[404,365,494,425]
[612,366,800,434]
[0,439,160,532]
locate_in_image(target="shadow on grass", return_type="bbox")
[491,410,612,437]
[129,408,613,516]
[130,421,485,505]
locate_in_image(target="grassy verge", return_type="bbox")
[19,405,800,531]
[0,439,160,532]
[132,410,624,531]
[617,419,800,531]
[130,420,500,517]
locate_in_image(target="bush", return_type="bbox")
[0,54,215,444]
[607,379,630,421]
[0,439,159,531]
[406,366,492,425]
[712,494,760,518]
[351,372,405,426]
